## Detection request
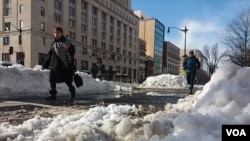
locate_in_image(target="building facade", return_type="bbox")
[138,38,146,83]
[134,10,165,75]
[163,41,180,75]
[0,0,143,83]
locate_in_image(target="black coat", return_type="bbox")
[43,36,75,83]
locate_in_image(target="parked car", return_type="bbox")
[80,70,91,74]
[0,61,13,67]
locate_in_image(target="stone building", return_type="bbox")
[163,41,180,75]
[0,0,143,83]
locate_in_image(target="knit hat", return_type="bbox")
[189,50,194,54]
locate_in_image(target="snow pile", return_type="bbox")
[138,74,188,89]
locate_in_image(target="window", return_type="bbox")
[102,52,106,58]
[20,5,23,14]
[92,39,97,46]
[109,35,113,42]
[109,45,113,51]
[4,0,11,16]
[82,48,87,54]
[69,7,75,16]
[3,37,10,45]
[101,42,106,49]
[81,60,88,70]
[92,28,97,36]
[81,23,87,32]
[128,51,131,57]
[69,19,75,27]
[101,32,105,40]
[40,22,45,31]
[4,22,11,31]
[19,20,23,29]
[54,0,62,23]
[92,7,97,36]
[116,66,120,73]
[81,1,87,33]
[69,0,75,28]
[69,32,75,40]
[54,0,61,9]
[123,49,126,55]
[81,36,87,44]
[38,53,47,65]
[54,13,61,23]
[101,13,106,39]
[122,67,126,74]
[41,37,45,46]
[2,53,10,62]
[16,52,24,65]
[116,47,120,53]
[41,7,45,16]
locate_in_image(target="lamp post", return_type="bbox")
[10,23,24,65]
[167,26,188,55]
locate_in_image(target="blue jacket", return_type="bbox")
[183,56,200,73]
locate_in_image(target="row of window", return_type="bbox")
[37,1,137,51]
[37,52,135,76]
[2,53,25,65]
[97,0,136,25]
[3,36,46,47]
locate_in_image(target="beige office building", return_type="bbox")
[134,10,165,75]
[0,0,142,82]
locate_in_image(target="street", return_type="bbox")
[0,91,188,109]
[0,91,189,125]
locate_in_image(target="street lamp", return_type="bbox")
[10,23,24,65]
[167,26,188,55]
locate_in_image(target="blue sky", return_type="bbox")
[132,0,250,52]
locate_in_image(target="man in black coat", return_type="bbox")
[43,26,75,100]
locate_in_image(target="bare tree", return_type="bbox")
[222,8,250,67]
[202,44,227,78]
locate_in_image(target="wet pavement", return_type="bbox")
[0,91,189,111]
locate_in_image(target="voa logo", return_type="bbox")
[226,129,246,136]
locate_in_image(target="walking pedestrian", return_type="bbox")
[43,26,76,100]
[183,50,200,94]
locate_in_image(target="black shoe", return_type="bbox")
[69,87,76,99]
[49,90,57,95]
[45,95,56,100]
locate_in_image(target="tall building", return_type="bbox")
[134,10,165,75]
[0,0,142,83]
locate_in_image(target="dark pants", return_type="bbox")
[50,81,75,95]
[49,70,75,95]
[186,72,196,92]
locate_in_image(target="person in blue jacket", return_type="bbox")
[183,50,200,94]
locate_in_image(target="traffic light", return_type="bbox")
[20,51,25,59]
[9,46,13,55]
[18,35,22,45]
